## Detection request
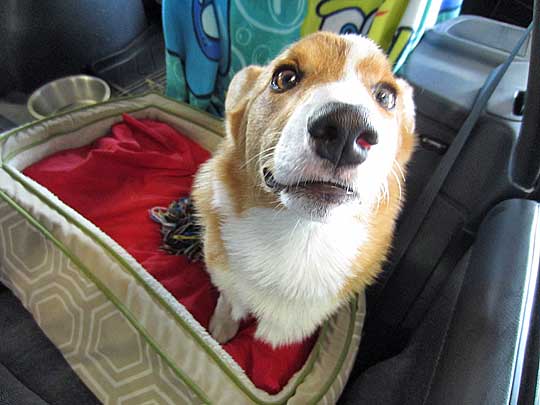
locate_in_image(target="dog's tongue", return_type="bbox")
[356,137,372,150]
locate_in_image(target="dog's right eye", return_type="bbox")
[271,67,299,92]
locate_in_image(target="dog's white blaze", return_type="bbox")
[342,34,382,69]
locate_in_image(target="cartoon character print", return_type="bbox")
[163,0,230,106]
[301,0,383,37]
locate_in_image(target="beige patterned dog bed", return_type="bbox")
[0,93,365,404]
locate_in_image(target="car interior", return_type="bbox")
[0,0,538,404]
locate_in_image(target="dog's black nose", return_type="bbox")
[308,102,378,168]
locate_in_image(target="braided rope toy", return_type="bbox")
[149,196,203,262]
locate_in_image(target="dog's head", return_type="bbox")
[224,32,415,221]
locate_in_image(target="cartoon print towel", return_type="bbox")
[163,0,462,116]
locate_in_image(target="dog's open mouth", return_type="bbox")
[263,168,358,204]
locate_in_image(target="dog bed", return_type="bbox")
[0,93,365,404]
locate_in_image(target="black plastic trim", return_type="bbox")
[512,0,540,189]
[426,199,540,404]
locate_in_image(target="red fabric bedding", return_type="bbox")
[23,114,316,394]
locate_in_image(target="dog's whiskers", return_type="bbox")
[374,193,382,212]
[240,145,277,169]
[272,202,287,219]
[393,159,406,181]
[377,178,390,207]
[287,218,302,244]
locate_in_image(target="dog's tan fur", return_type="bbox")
[193,32,415,345]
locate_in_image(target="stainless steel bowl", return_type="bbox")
[27,75,111,119]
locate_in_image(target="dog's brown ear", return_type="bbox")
[225,66,263,142]
[396,78,416,163]
[396,78,415,133]
[225,65,263,113]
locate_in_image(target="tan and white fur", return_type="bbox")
[192,32,415,347]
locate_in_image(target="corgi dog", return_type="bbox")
[192,32,415,347]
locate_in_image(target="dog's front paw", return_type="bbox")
[209,313,239,344]
[209,294,240,344]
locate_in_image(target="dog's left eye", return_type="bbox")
[271,67,299,92]
[373,84,396,110]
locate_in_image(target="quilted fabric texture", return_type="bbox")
[0,201,200,404]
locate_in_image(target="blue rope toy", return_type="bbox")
[149,196,203,262]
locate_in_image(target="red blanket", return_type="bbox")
[23,114,315,394]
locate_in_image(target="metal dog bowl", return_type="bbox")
[27,75,111,119]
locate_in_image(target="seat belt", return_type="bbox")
[378,23,534,321]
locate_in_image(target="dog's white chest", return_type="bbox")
[220,207,368,300]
